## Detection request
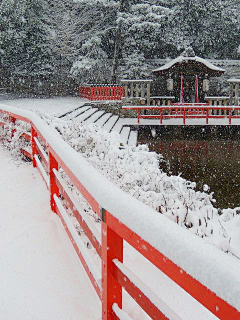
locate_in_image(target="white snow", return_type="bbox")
[54,195,102,288]
[114,259,181,320]
[0,145,101,320]
[0,97,88,117]
[153,56,225,73]
[0,99,240,318]
[227,78,240,83]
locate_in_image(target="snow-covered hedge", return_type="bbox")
[0,112,239,260]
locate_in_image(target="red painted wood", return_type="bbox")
[10,116,16,138]
[34,155,49,190]
[20,132,31,142]
[195,75,199,103]
[48,145,100,216]
[20,148,32,160]
[106,212,240,320]
[34,137,48,171]
[48,151,59,213]
[1,107,240,319]
[102,210,123,320]
[55,204,102,299]
[55,175,102,257]
[123,105,240,125]
[113,263,169,320]
[31,124,47,145]
[79,86,124,101]
[31,126,38,168]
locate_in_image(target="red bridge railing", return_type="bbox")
[80,85,124,101]
[122,104,240,125]
[0,105,240,319]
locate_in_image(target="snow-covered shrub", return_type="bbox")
[0,115,31,160]
[39,114,220,239]
[1,111,239,259]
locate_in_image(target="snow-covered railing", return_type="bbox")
[80,85,124,101]
[122,104,240,124]
[0,104,240,320]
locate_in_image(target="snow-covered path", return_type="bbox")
[0,145,101,320]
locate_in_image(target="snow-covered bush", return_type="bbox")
[0,115,31,160]
[1,112,239,259]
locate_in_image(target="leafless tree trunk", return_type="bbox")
[111,0,124,84]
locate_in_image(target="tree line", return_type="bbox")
[0,0,239,95]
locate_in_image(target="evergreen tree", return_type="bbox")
[0,0,55,77]
[167,0,240,58]
[70,0,118,83]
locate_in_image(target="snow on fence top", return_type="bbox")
[0,103,240,312]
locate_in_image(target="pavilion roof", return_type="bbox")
[152,55,225,77]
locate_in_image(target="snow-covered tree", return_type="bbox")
[0,0,55,77]
[167,0,240,58]
[70,0,118,83]
[119,1,173,79]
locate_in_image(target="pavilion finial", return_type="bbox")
[182,46,195,57]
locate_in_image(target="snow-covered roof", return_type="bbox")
[153,55,225,74]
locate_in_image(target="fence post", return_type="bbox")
[229,108,232,125]
[93,87,97,100]
[90,87,94,101]
[102,209,123,320]
[48,150,59,213]
[31,126,37,168]
[10,116,16,139]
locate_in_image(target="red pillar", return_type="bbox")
[90,87,94,101]
[31,126,37,168]
[195,75,199,103]
[10,116,16,139]
[102,209,123,320]
[180,75,184,104]
[48,151,59,213]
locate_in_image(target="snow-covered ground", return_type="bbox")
[0,96,88,117]
[0,131,218,320]
[0,145,101,320]
[0,97,239,319]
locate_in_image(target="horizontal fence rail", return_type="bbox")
[122,105,240,125]
[80,85,124,101]
[0,104,240,319]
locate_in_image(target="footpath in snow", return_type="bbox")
[0,145,100,320]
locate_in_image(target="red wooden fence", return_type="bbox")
[122,105,240,125]
[80,85,124,101]
[0,106,240,320]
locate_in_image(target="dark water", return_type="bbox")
[139,126,240,209]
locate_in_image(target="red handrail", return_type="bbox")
[0,106,240,320]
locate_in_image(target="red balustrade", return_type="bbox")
[79,85,124,101]
[0,107,240,320]
[122,105,240,125]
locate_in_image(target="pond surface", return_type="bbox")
[139,126,240,209]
